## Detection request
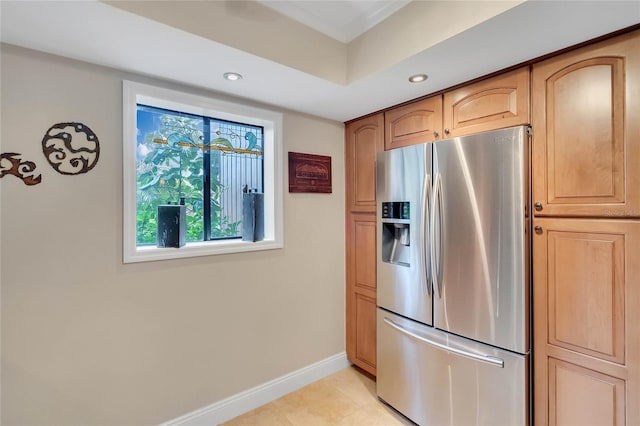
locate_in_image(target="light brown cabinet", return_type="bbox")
[384,95,442,150]
[345,213,377,375]
[532,31,640,218]
[532,30,640,426]
[443,66,530,138]
[532,218,640,426]
[345,114,384,213]
[383,66,530,151]
[345,113,383,375]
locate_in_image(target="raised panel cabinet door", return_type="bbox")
[443,66,530,138]
[345,212,377,375]
[353,219,377,294]
[548,358,625,426]
[532,30,640,217]
[345,113,384,213]
[533,218,640,426]
[384,95,443,149]
[354,293,377,373]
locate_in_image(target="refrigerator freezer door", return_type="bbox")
[377,144,432,326]
[377,308,529,426]
[432,126,529,354]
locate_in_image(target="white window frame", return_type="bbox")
[122,80,283,263]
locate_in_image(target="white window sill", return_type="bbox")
[124,239,283,263]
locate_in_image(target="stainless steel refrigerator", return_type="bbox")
[376,126,530,426]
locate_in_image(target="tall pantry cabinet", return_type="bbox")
[345,113,384,375]
[532,30,640,426]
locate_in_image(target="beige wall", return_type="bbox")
[0,44,345,425]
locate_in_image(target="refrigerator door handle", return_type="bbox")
[421,173,432,297]
[436,175,444,296]
[383,317,505,368]
[429,173,443,299]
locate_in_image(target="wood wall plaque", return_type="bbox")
[288,152,332,193]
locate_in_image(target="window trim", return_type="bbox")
[122,80,283,263]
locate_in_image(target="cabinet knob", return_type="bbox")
[534,226,543,234]
[433,131,439,138]
[444,128,450,135]
[534,202,543,211]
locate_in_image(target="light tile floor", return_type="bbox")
[222,366,415,426]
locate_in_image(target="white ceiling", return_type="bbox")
[258,0,411,43]
[1,1,639,123]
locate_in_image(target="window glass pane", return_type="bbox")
[136,105,204,245]
[208,120,264,239]
[135,103,265,245]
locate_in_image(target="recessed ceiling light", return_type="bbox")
[223,72,243,81]
[408,74,428,83]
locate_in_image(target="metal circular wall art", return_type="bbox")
[42,122,100,175]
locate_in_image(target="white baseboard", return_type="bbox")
[162,352,350,426]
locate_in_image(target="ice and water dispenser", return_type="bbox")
[381,201,411,267]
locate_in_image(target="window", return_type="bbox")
[135,105,264,243]
[123,81,283,263]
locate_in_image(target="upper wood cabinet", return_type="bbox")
[532,30,640,218]
[443,66,530,138]
[384,95,443,150]
[345,113,384,212]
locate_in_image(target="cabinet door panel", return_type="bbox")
[443,66,530,138]
[547,229,624,363]
[346,213,377,375]
[549,358,625,426]
[354,219,376,292]
[385,96,442,149]
[355,293,377,370]
[533,218,640,426]
[532,31,640,217]
[345,114,384,212]
[548,61,623,202]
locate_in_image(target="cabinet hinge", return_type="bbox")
[527,125,533,136]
